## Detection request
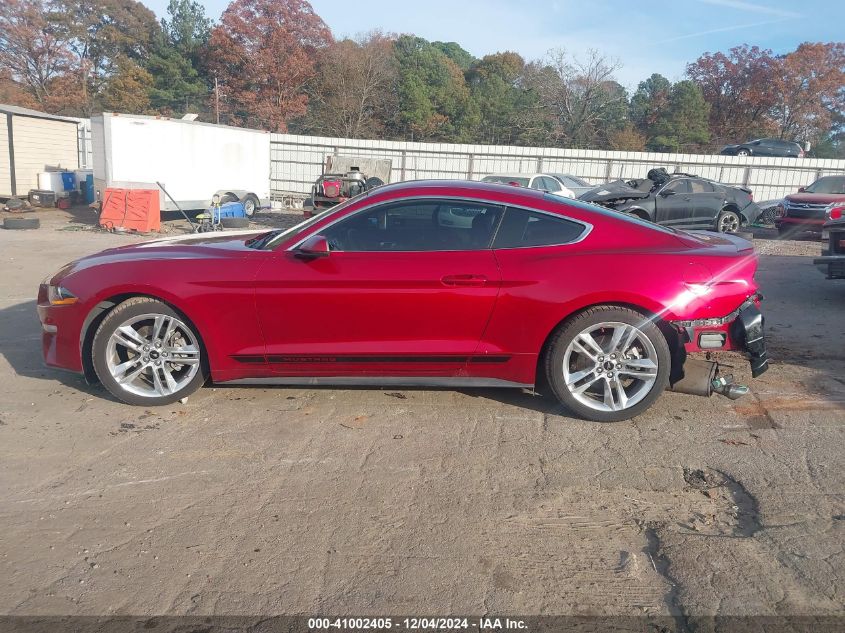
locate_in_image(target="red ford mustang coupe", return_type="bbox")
[38,180,768,422]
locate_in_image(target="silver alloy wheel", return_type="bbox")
[719,211,740,233]
[105,313,201,398]
[562,321,659,413]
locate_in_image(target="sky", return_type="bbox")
[144,0,842,90]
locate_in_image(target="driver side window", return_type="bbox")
[662,179,690,194]
[321,199,503,252]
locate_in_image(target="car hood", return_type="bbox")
[578,180,651,203]
[52,230,268,281]
[785,192,845,204]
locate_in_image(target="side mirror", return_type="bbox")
[295,234,330,258]
[798,186,806,192]
[660,189,676,197]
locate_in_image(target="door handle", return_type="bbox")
[441,274,487,287]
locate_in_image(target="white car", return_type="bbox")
[480,173,575,198]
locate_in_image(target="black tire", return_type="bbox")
[220,216,249,229]
[242,194,260,217]
[716,209,741,233]
[92,297,207,406]
[736,149,750,157]
[365,177,384,190]
[5,197,25,210]
[545,306,671,422]
[3,217,40,230]
[219,192,239,204]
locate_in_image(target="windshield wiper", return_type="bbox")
[246,229,284,249]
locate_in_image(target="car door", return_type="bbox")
[654,178,696,228]
[758,139,776,156]
[688,178,724,228]
[253,198,504,378]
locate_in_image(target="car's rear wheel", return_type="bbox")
[545,306,670,422]
[717,209,741,233]
[92,298,207,406]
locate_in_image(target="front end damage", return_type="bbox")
[668,295,768,401]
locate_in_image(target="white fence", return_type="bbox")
[270,133,845,203]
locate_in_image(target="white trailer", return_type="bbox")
[91,113,270,213]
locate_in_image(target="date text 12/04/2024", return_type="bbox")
[307,617,527,630]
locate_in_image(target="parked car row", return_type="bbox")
[480,169,760,233]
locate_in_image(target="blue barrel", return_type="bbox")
[83,174,95,203]
[61,172,75,191]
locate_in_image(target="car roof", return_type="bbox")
[482,173,544,179]
[372,178,548,198]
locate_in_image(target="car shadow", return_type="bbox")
[0,299,109,397]
[0,299,567,415]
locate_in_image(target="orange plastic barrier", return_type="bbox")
[99,188,161,232]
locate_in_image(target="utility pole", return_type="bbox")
[214,77,220,125]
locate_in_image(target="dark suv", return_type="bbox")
[720,138,804,158]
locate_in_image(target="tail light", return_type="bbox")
[827,205,844,221]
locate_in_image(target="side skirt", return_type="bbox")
[219,376,533,389]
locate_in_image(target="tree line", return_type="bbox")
[2,0,844,157]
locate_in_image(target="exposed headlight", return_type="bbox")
[775,203,786,218]
[47,285,78,305]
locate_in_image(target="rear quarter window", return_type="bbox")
[493,206,586,248]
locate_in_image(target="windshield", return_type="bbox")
[553,175,590,188]
[255,199,358,250]
[482,176,530,187]
[804,176,845,194]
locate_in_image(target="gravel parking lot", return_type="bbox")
[1,208,843,621]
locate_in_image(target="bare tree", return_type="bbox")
[0,0,73,106]
[302,31,399,138]
[523,48,626,148]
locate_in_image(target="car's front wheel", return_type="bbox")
[545,306,671,422]
[92,298,207,406]
[736,149,750,156]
